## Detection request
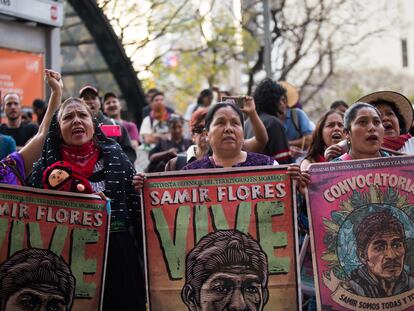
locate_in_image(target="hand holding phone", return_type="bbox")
[222,96,246,109]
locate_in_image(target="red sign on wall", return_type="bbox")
[0,48,44,107]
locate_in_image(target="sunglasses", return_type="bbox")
[192,124,205,134]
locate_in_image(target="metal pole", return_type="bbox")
[263,0,272,77]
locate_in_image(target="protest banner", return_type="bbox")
[142,165,301,310]
[307,156,414,310]
[0,184,109,311]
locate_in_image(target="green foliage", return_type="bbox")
[345,84,364,103]
[99,0,393,110]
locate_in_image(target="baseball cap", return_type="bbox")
[79,85,99,98]
[103,92,117,103]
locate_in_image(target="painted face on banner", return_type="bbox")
[363,232,405,283]
[196,269,265,311]
[4,288,66,311]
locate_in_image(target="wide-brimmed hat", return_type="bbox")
[358,91,413,133]
[278,81,299,108]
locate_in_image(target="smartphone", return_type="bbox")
[222,96,245,109]
[100,124,122,137]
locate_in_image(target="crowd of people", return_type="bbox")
[1,69,413,310]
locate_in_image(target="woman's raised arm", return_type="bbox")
[20,69,62,176]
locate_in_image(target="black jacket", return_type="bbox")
[96,112,137,163]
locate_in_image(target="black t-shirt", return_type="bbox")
[244,112,292,164]
[149,138,192,158]
[0,122,38,147]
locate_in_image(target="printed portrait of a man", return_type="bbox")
[181,230,269,311]
[0,248,75,311]
[347,211,414,298]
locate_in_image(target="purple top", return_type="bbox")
[183,152,275,170]
[0,152,25,185]
[121,120,140,142]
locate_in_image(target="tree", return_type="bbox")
[98,0,247,110]
[97,0,393,110]
[309,67,414,117]
[240,0,394,104]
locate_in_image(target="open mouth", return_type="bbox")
[366,135,379,142]
[331,133,342,140]
[72,128,85,135]
[383,123,394,131]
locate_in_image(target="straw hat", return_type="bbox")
[278,81,299,108]
[358,91,413,134]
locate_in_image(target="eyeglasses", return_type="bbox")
[192,124,205,134]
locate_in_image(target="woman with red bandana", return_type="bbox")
[28,98,146,311]
[359,91,414,154]
[325,91,414,160]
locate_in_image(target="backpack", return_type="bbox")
[290,108,302,137]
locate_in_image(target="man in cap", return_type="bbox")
[79,85,136,163]
[103,92,140,149]
[0,93,39,147]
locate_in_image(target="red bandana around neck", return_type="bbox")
[60,141,100,178]
[382,133,412,151]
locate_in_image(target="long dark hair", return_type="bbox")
[306,110,343,161]
[197,89,213,105]
[253,78,286,117]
